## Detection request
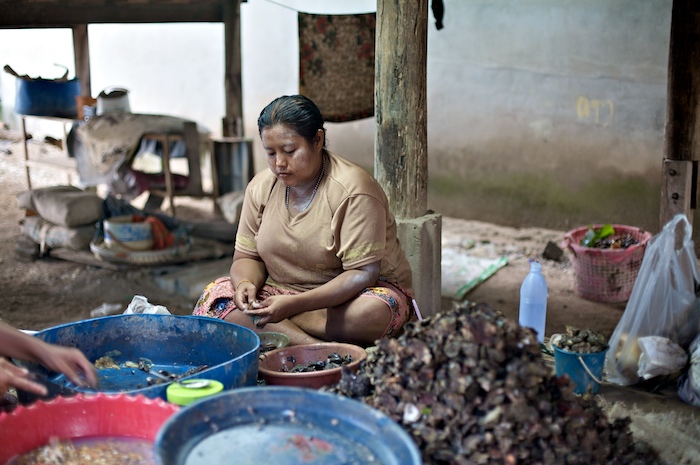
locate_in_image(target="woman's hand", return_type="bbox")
[230,252,267,313]
[0,357,48,397]
[234,280,257,311]
[243,294,298,327]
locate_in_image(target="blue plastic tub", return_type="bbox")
[17,314,259,403]
[155,386,423,465]
[15,77,80,117]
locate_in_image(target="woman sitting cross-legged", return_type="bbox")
[193,94,418,346]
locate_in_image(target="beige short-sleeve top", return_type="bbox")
[235,151,414,295]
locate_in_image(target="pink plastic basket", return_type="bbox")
[563,224,652,303]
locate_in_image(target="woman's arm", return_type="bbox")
[293,262,380,311]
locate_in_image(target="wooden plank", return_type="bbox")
[182,121,203,196]
[375,0,429,220]
[0,2,224,27]
[26,158,78,172]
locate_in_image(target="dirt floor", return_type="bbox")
[1,131,699,463]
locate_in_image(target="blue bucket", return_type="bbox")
[554,346,608,395]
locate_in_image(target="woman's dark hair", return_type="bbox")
[257,95,326,147]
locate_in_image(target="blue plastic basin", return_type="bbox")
[15,78,81,118]
[155,386,423,465]
[17,314,259,402]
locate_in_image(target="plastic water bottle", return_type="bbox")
[519,260,548,343]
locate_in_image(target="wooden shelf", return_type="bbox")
[20,115,79,189]
[25,157,77,172]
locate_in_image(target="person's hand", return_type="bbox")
[0,357,48,397]
[243,294,297,327]
[234,280,257,311]
[35,343,98,389]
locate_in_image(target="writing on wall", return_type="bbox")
[577,97,614,127]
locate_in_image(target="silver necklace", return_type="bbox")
[286,157,326,212]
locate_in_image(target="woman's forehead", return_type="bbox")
[261,124,306,147]
[262,124,300,139]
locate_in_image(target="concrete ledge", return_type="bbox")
[397,213,442,319]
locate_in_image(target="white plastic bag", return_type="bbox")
[123,295,171,315]
[678,333,700,406]
[604,214,700,385]
[636,336,687,380]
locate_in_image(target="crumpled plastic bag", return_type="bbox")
[678,333,700,406]
[637,336,688,380]
[123,295,170,315]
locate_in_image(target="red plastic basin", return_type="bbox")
[0,393,179,464]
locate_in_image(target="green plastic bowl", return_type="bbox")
[258,331,291,353]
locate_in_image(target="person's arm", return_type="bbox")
[0,321,98,391]
[291,262,379,312]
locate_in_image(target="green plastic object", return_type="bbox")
[167,380,224,406]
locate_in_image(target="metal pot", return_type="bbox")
[97,87,131,115]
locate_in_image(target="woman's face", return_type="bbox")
[261,124,323,188]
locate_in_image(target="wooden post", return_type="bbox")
[72,24,91,98]
[375,0,429,220]
[661,0,700,228]
[375,0,441,318]
[223,0,243,137]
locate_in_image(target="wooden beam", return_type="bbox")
[375,0,429,220]
[0,2,224,27]
[661,0,700,227]
[222,0,243,137]
[72,25,91,97]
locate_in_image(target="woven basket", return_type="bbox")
[90,238,191,265]
[563,224,652,303]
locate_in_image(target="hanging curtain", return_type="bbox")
[298,12,376,122]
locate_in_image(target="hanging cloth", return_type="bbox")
[298,13,376,122]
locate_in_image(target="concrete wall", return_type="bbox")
[424,0,671,233]
[0,0,673,233]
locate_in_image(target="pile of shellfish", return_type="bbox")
[329,302,662,465]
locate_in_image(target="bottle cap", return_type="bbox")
[166,380,224,406]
